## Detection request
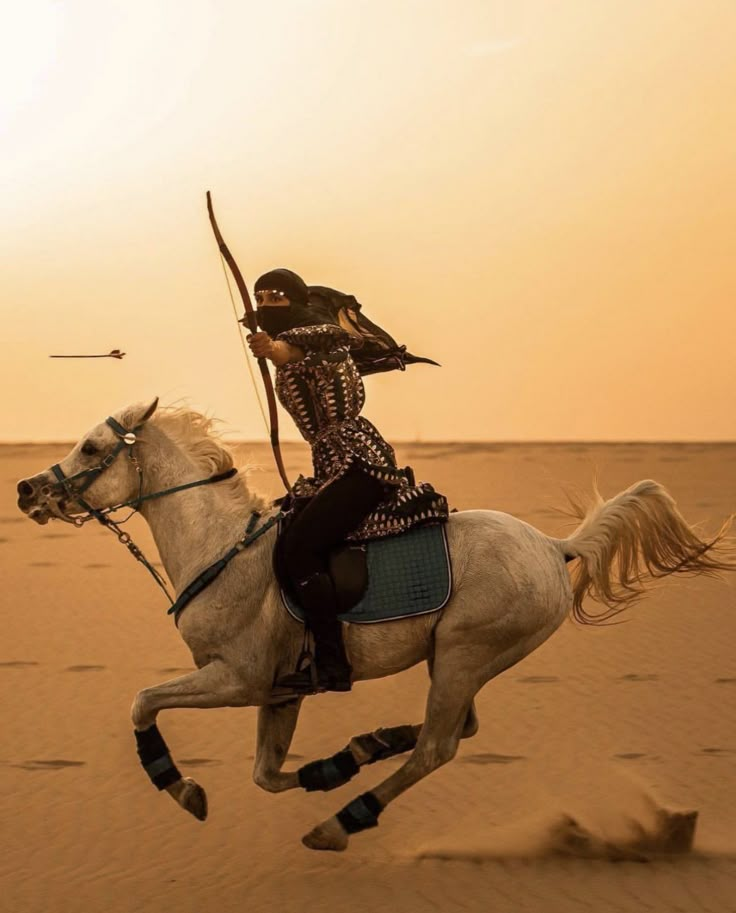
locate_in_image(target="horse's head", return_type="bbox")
[17,398,159,525]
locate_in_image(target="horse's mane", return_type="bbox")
[150,406,265,511]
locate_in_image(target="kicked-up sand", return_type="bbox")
[1,440,735,912]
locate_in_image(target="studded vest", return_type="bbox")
[275,324,448,541]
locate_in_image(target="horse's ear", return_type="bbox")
[121,397,159,429]
[141,397,159,423]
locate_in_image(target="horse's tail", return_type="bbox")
[553,477,736,625]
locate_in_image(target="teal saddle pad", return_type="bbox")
[281,523,452,624]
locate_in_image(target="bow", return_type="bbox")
[206,191,291,493]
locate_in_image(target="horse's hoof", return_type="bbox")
[180,777,208,821]
[302,818,349,851]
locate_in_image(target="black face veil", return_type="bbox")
[255,304,317,336]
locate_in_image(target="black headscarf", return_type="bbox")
[253,268,325,336]
[255,268,309,305]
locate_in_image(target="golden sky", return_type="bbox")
[2,0,735,441]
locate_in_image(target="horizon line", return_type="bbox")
[2,438,735,446]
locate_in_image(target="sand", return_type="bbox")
[2,440,736,912]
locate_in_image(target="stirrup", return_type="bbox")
[273,661,352,696]
[271,644,320,695]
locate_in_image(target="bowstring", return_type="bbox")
[217,250,270,436]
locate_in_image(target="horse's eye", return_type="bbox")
[81,441,98,456]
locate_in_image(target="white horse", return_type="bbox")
[16,399,736,851]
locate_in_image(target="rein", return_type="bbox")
[167,508,284,626]
[49,416,244,608]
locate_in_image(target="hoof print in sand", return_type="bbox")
[618,674,659,682]
[243,752,304,761]
[29,561,57,567]
[66,665,106,672]
[14,759,86,771]
[179,758,222,768]
[0,661,39,668]
[461,752,526,765]
[518,675,559,684]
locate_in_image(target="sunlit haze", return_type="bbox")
[3,0,735,441]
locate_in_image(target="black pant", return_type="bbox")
[283,466,386,585]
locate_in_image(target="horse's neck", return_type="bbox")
[137,428,259,592]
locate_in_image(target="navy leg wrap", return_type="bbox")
[353,725,418,765]
[336,791,384,834]
[298,749,360,792]
[135,724,181,790]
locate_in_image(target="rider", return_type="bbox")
[247,268,448,694]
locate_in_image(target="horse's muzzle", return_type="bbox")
[16,473,68,524]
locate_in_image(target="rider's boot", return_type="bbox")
[275,571,352,695]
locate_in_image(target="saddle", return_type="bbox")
[273,517,452,625]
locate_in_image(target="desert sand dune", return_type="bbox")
[2,441,735,912]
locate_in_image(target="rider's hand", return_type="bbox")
[247,332,274,360]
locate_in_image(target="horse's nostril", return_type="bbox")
[17,479,34,498]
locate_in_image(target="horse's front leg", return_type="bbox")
[131,660,251,821]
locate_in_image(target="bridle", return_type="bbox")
[48,416,238,606]
[51,417,145,524]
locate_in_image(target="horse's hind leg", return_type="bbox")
[293,649,477,795]
[252,700,303,792]
[302,653,482,850]
[131,660,251,821]
[295,702,479,794]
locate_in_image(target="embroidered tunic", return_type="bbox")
[275,324,449,541]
